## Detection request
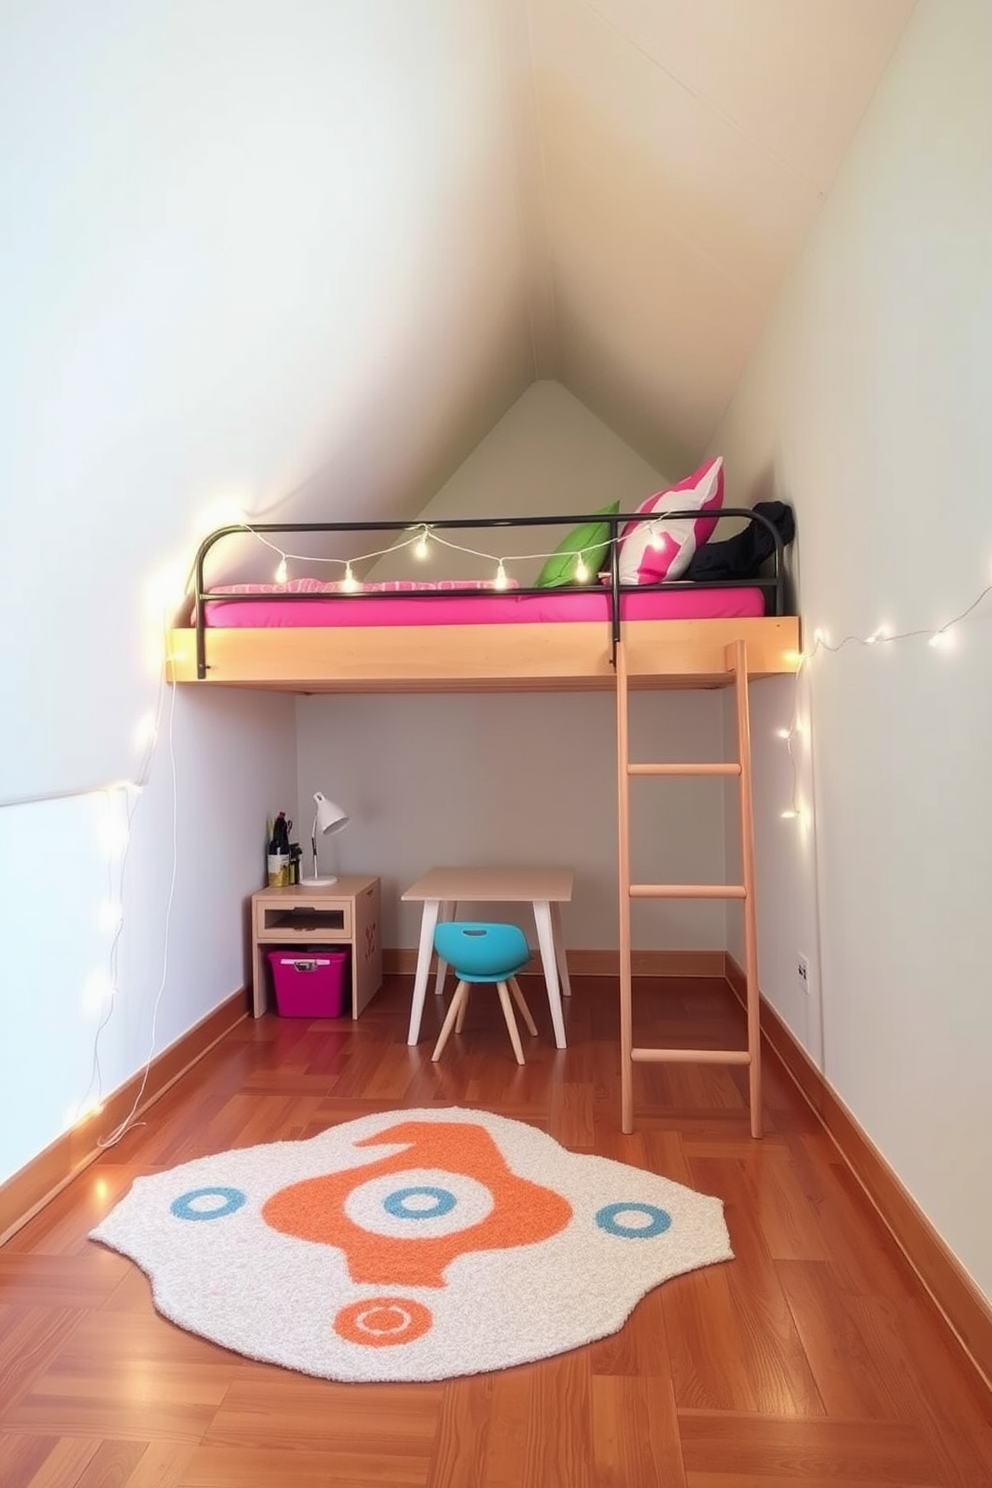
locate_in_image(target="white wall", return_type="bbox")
[713,0,992,1299]
[371,380,671,584]
[0,0,530,805]
[297,689,727,954]
[0,688,297,1190]
[0,0,531,1189]
[301,384,729,952]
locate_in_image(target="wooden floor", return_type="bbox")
[2,974,990,1488]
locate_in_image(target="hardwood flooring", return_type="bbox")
[2,974,990,1487]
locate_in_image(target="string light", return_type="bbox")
[72,609,176,1148]
[224,518,640,590]
[778,575,992,824]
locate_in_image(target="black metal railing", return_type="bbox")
[188,508,787,679]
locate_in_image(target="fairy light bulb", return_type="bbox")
[574,554,589,582]
[414,528,430,561]
[274,557,288,584]
[649,528,667,553]
[776,728,790,740]
[494,561,509,591]
[780,809,798,820]
[342,563,359,593]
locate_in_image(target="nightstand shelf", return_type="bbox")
[250,877,382,1019]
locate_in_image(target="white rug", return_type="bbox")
[90,1107,732,1382]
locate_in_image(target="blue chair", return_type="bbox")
[431,922,537,1065]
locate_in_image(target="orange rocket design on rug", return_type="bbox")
[261,1119,572,1287]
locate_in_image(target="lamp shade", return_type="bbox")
[301,792,350,885]
[314,792,349,836]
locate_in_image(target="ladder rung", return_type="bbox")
[629,883,746,900]
[631,1047,752,1066]
[628,762,741,777]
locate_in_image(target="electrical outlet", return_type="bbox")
[797,953,810,992]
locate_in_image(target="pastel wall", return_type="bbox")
[714,0,992,1300]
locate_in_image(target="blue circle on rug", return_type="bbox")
[170,1186,247,1222]
[383,1185,457,1220]
[595,1201,671,1239]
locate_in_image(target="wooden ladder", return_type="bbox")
[616,638,762,1138]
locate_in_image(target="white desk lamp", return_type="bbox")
[301,791,349,885]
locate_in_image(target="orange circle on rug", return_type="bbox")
[334,1296,433,1347]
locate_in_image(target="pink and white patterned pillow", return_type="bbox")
[617,457,724,585]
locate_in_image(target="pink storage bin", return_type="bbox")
[268,947,350,1017]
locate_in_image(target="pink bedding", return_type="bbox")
[201,583,766,628]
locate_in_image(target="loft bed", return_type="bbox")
[166,507,800,694]
[166,492,798,1137]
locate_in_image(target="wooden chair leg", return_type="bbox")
[508,976,538,1036]
[496,981,525,1064]
[455,984,472,1033]
[432,981,469,1062]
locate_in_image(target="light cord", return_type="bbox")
[780,578,992,820]
[214,520,611,587]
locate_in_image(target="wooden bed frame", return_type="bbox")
[165,511,801,694]
[166,613,799,692]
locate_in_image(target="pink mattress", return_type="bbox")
[201,583,767,628]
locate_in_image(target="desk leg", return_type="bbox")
[433,900,458,997]
[533,900,567,1049]
[407,900,441,1045]
[550,902,572,998]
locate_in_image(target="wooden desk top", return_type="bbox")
[401,866,574,903]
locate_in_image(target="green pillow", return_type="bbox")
[535,500,620,588]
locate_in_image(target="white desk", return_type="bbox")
[402,866,574,1049]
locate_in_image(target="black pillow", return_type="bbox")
[685,501,794,582]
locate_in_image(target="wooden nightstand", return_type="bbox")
[250,876,382,1019]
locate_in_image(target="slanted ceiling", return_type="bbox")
[251,0,916,529]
